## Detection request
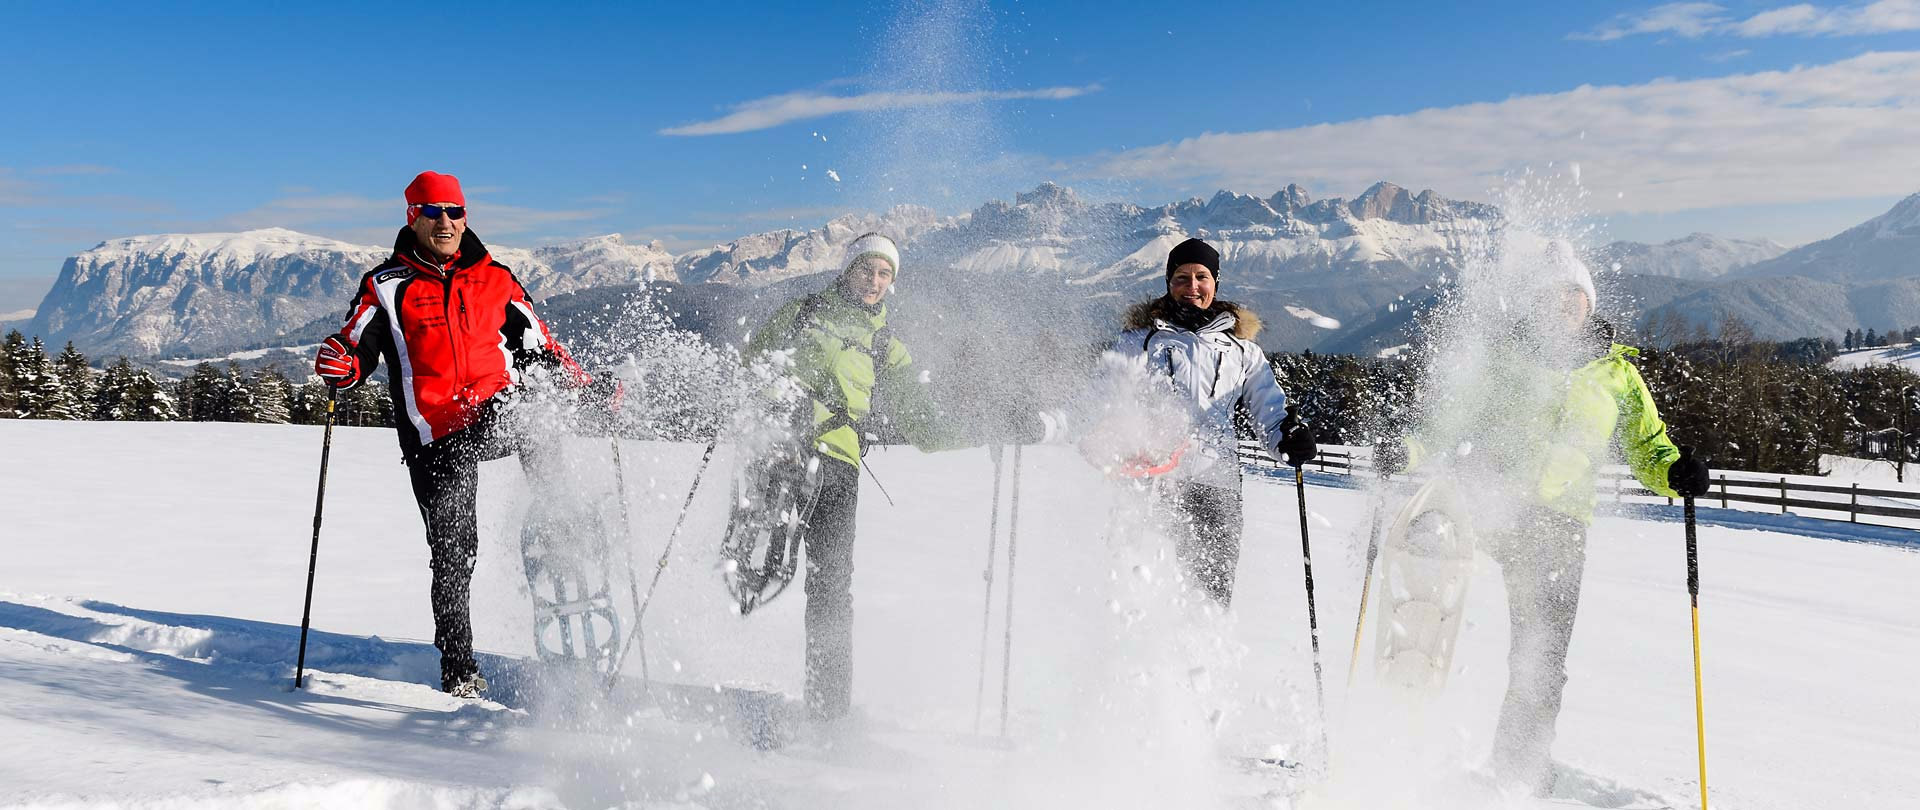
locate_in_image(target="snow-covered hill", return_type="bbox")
[1732,193,1920,282]
[1827,342,1920,372]
[2,419,1916,809]
[1597,233,1786,280]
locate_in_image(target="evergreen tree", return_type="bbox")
[220,363,258,422]
[125,365,179,421]
[1866,328,1880,348]
[89,358,137,420]
[0,329,24,417]
[13,337,69,419]
[53,341,93,419]
[177,363,224,421]
[1844,329,1856,351]
[91,358,178,421]
[249,366,292,424]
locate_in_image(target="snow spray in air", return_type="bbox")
[1333,168,1619,802]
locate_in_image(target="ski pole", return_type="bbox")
[1346,484,1386,689]
[609,434,642,678]
[973,444,1006,735]
[609,434,720,685]
[1294,463,1330,762]
[1685,495,1709,810]
[293,387,339,690]
[998,444,1023,739]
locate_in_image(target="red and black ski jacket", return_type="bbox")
[333,227,589,455]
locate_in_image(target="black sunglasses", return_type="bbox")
[413,204,466,220]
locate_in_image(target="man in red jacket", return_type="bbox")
[315,171,591,697]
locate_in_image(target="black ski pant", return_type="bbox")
[403,405,520,692]
[1482,508,1589,792]
[801,457,862,721]
[1167,480,1245,607]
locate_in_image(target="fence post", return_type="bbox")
[1850,483,1858,524]
[1719,476,1727,509]
[1779,477,1788,515]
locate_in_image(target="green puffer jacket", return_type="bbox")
[744,288,955,469]
[1408,343,1681,523]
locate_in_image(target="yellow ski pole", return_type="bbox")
[1685,495,1709,810]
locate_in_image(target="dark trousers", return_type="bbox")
[801,458,862,721]
[403,406,518,691]
[1483,509,1589,791]
[1168,481,1245,607]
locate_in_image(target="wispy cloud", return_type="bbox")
[27,164,118,177]
[1574,0,1920,40]
[1081,51,1920,216]
[1735,0,1920,35]
[1573,2,1727,40]
[661,85,1100,136]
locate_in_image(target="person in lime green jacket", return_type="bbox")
[1378,242,1711,793]
[740,232,965,722]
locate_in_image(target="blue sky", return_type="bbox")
[3,0,1919,298]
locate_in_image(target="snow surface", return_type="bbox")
[1827,343,1920,373]
[2,420,1918,809]
[157,344,321,367]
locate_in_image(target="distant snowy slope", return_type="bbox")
[1733,192,1920,282]
[1828,343,1920,372]
[3,419,1918,809]
[1597,233,1786,280]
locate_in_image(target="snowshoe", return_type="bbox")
[517,474,625,675]
[1372,477,1478,694]
[719,449,824,616]
[521,530,623,674]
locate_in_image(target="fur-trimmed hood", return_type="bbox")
[1122,296,1263,340]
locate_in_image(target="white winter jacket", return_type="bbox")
[1112,298,1292,487]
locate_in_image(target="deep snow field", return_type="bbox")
[2,419,1917,809]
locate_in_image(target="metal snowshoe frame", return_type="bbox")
[719,449,826,616]
[520,499,624,675]
[1371,476,1479,693]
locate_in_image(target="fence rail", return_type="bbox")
[1236,440,1920,528]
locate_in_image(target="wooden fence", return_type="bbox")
[1236,441,1920,527]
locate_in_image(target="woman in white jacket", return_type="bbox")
[1111,237,1316,606]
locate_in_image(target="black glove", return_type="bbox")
[1667,445,1710,497]
[997,409,1064,446]
[1374,437,1408,476]
[1276,409,1317,467]
[584,377,624,414]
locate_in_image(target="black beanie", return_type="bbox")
[1166,237,1220,280]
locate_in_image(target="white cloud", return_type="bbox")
[1575,0,1920,39]
[1081,51,1920,216]
[1733,0,1920,35]
[660,85,1099,136]
[1574,2,1728,40]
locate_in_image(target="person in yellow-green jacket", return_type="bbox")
[1377,242,1712,794]
[739,232,970,722]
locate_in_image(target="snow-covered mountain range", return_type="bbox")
[26,186,1920,358]
[1731,192,1920,281]
[29,182,1505,357]
[31,228,675,357]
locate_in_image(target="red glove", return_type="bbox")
[314,335,361,389]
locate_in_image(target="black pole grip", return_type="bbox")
[1684,496,1700,601]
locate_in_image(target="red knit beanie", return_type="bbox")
[404,171,465,222]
